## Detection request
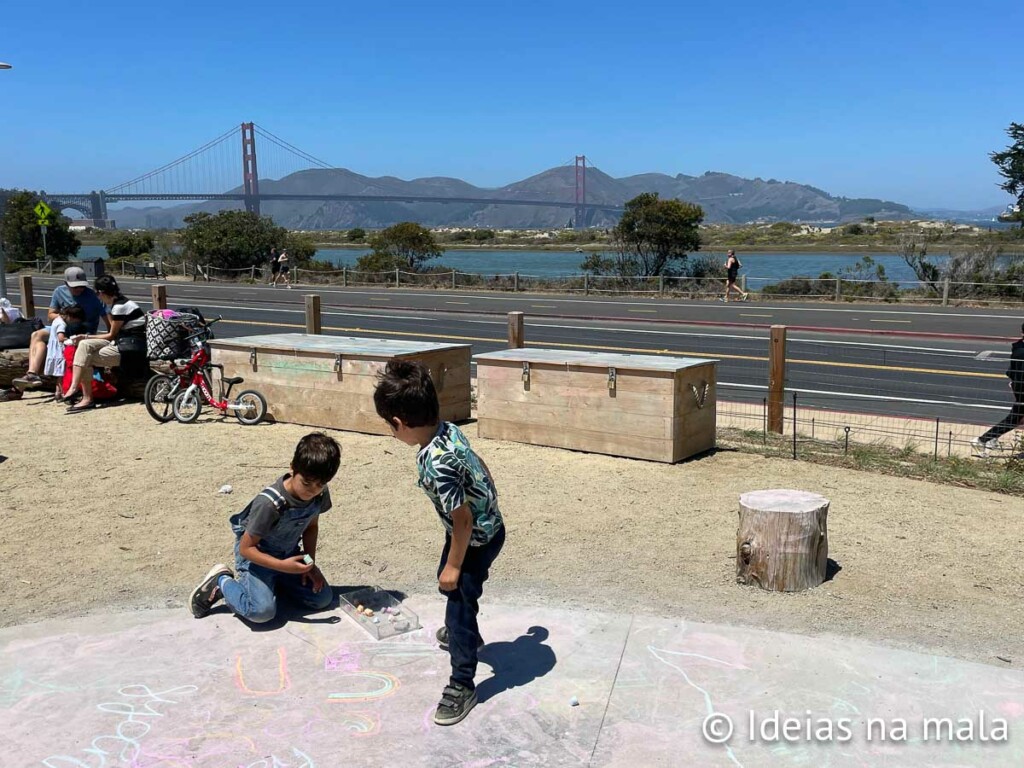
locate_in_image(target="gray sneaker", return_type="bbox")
[189,563,233,618]
[436,625,485,650]
[433,683,478,726]
[971,437,999,457]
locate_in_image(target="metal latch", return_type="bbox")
[690,380,710,408]
[333,353,343,372]
[607,367,617,392]
[249,348,257,366]
[522,362,530,386]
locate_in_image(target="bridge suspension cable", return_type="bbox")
[105,126,238,194]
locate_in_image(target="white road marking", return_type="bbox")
[721,382,1006,411]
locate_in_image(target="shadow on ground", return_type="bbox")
[477,625,557,704]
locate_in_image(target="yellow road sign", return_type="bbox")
[34,200,53,225]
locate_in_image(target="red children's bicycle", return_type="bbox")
[144,318,221,423]
[170,337,267,425]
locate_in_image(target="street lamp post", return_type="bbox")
[0,61,10,298]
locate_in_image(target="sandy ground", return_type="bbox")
[1,393,1021,669]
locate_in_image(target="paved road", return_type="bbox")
[10,277,1021,424]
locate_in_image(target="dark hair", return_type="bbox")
[60,305,85,321]
[291,432,341,485]
[373,360,439,428]
[94,275,123,298]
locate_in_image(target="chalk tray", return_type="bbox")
[339,586,421,641]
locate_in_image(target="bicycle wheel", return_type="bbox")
[172,389,203,424]
[144,374,179,423]
[234,389,267,425]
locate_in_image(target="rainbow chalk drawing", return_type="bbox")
[326,672,401,704]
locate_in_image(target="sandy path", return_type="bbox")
[1,396,1020,668]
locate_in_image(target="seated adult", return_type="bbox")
[16,266,109,389]
[65,275,146,413]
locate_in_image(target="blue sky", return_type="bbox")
[0,0,1020,210]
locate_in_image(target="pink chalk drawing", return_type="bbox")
[324,650,362,673]
[235,647,291,697]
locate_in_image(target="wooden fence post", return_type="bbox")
[395,268,400,287]
[835,278,842,302]
[768,325,787,434]
[508,311,524,348]
[451,270,457,289]
[583,274,589,296]
[305,294,322,334]
[342,266,347,288]
[942,278,950,307]
[18,274,34,319]
[151,284,167,310]
[513,272,519,292]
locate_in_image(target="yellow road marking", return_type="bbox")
[869,319,912,324]
[740,313,772,317]
[445,301,470,305]
[369,298,390,301]
[216,318,1003,380]
[628,309,657,313]
[531,304,557,308]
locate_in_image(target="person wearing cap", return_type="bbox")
[14,266,109,390]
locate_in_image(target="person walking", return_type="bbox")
[720,249,749,302]
[273,249,292,289]
[972,322,1024,456]
[267,247,280,285]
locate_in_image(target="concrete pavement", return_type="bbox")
[3,597,1022,767]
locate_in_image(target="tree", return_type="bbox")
[105,230,155,260]
[366,222,441,270]
[347,228,366,242]
[0,191,81,261]
[284,232,317,262]
[181,210,288,270]
[584,193,703,276]
[991,122,1024,227]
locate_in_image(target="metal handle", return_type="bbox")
[333,353,342,372]
[607,367,617,392]
[521,362,530,386]
[248,348,257,366]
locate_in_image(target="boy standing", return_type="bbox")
[374,360,505,726]
[190,432,341,623]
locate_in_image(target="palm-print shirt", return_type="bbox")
[416,422,503,546]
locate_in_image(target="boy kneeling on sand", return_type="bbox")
[374,360,506,726]
[190,433,341,623]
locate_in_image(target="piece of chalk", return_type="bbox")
[372,617,380,624]
[569,696,580,707]
[302,554,314,565]
[364,609,374,617]
[356,605,365,613]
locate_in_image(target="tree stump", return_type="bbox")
[736,489,830,592]
[0,349,30,388]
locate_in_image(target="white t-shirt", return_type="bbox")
[110,298,146,335]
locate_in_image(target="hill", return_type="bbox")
[110,166,913,229]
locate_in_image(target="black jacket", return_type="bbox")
[1008,338,1024,387]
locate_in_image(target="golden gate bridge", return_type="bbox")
[42,123,619,229]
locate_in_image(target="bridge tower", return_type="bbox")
[89,191,108,222]
[574,155,587,230]
[241,122,260,216]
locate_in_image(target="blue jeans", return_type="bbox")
[221,542,332,623]
[438,525,505,690]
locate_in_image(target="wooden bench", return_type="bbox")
[130,263,166,279]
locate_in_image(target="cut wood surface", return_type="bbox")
[475,352,717,463]
[214,341,471,433]
[736,489,830,592]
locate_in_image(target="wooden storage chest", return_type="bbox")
[209,334,471,434]
[475,348,717,463]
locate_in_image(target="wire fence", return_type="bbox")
[716,396,1023,470]
[6,257,1022,306]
